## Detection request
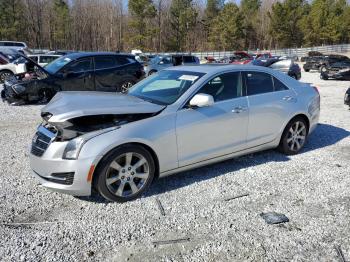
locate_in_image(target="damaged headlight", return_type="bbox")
[62,127,118,160]
[12,84,26,94]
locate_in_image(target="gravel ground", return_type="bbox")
[0,72,349,262]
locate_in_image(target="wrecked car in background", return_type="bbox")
[320,61,350,80]
[29,65,320,202]
[303,54,350,72]
[1,52,145,105]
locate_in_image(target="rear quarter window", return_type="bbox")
[94,56,117,69]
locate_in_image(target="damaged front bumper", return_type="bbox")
[321,71,349,80]
[1,80,26,104]
[29,125,96,196]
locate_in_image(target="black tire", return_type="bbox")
[148,70,157,76]
[38,89,54,103]
[319,65,326,73]
[320,73,328,80]
[0,70,14,83]
[94,144,155,202]
[304,69,310,72]
[278,117,309,155]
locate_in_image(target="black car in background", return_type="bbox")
[320,61,350,80]
[1,52,145,104]
[303,54,350,72]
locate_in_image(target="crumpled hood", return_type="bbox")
[42,91,165,123]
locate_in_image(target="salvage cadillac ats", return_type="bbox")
[29,65,320,202]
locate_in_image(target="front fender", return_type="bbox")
[79,112,178,173]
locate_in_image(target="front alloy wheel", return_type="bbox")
[95,145,155,202]
[278,117,308,155]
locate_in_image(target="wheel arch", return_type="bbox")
[279,113,310,145]
[91,141,160,191]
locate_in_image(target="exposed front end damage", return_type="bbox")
[1,57,50,105]
[42,112,159,141]
[29,91,165,196]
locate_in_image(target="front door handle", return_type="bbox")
[283,96,294,101]
[232,106,247,113]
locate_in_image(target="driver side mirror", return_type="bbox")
[189,93,214,108]
[159,61,164,65]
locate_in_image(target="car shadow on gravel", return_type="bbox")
[79,123,349,203]
[146,123,349,198]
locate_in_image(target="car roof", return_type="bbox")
[164,64,274,74]
[64,52,133,59]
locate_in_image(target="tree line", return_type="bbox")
[0,0,350,52]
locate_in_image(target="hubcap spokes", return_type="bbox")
[106,152,149,197]
[287,121,307,151]
[121,82,133,93]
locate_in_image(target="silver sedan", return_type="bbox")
[29,65,320,202]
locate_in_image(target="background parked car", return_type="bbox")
[1,52,145,104]
[303,54,350,72]
[0,50,27,83]
[251,58,301,80]
[0,41,30,54]
[28,54,61,67]
[345,88,350,108]
[320,61,350,80]
[143,54,199,75]
[230,51,253,64]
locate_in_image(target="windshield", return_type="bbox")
[128,70,205,105]
[45,56,73,74]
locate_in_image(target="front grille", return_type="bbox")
[31,126,56,157]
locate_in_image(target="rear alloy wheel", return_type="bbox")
[0,70,13,83]
[95,145,155,202]
[278,117,308,155]
[120,81,134,93]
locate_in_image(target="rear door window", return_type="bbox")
[94,56,117,69]
[243,71,274,95]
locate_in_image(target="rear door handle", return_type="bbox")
[232,106,247,113]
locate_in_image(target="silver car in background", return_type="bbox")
[144,54,199,76]
[29,65,320,202]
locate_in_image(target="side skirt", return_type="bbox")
[159,139,280,178]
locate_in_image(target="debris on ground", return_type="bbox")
[260,212,290,225]
[152,237,190,246]
[224,193,249,202]
[334,245,346,262]
[155,198,165,216]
